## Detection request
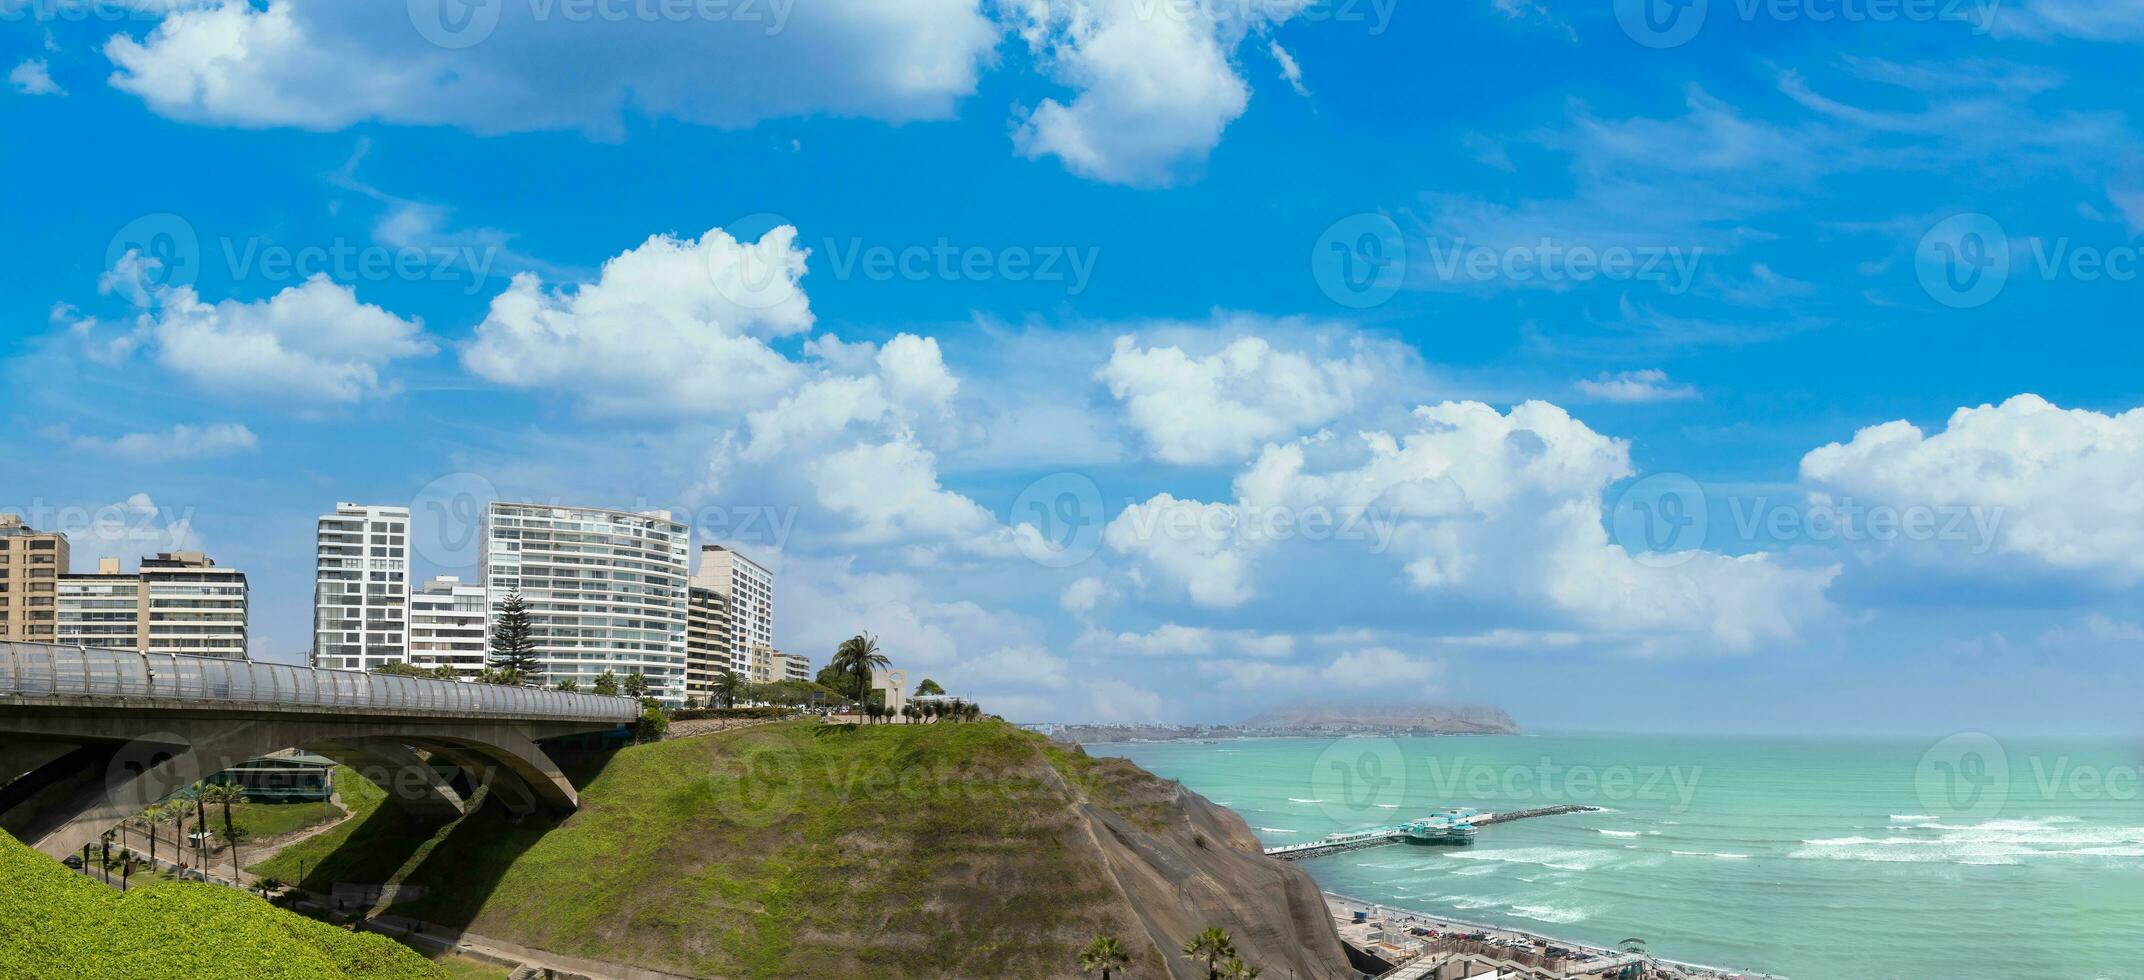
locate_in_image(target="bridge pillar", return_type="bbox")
[304,738,468,824]
[417,729,576,819]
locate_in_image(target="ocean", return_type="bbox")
[1086,733,2144,980]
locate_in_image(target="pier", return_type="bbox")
[1262,805,1601,861]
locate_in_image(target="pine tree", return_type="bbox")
[488,588,540,681]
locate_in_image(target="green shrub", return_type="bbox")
[0,828,443,979]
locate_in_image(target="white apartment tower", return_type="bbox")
[312,503,409,671]
[139,552,248,658]
[408,576,489,678]
[58,553,248,657]
[482,503,690,702]
[693,545,772,677]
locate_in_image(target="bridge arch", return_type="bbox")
[1,643,636,861]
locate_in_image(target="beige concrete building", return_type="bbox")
[141,552,249,658]
[774,651,812,684]
[0,516,68,643]
[55,552,249,658]
[685,585,733,702]
[693,545,772,676]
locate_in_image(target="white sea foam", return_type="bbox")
[1510,904,1590,924]
[1375,804,1402,809]
[1288,798,1325,804]
[1596,829,1640,838]
[1445,847,1615,872]
[1437,894,1504,911]
[1891,814,1937,821]
[1448,865,1497,876]
[1789,818,2144,865]
[1260,827,1298,834]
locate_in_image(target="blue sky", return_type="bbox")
[4,0,2143,734]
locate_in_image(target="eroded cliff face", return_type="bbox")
[1047,747,1357,980]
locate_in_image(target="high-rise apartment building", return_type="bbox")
[57,558,146,650]
[56,552,248,658]
[312,504,409,671]
[482,503,690,702]
[0,515,68,643]
[692,545,772,676]
[408,576,488,677]
[140,552,248,658]
[685,585,733,703]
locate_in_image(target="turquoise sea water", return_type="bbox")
[1088,734,2144,979]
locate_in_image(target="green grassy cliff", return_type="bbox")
[253,720,1354,979]
[0,826,442,980]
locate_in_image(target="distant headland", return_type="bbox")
[1055,701,1519,744]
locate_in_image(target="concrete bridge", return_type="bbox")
[0,642,639,861]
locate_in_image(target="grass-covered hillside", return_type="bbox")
[0,827,442,980]
[254,720,1354,979]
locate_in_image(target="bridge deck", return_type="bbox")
[2,642,638,725]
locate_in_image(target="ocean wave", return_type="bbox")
[1287,798,1326,804]
[1789,818,2144,865]
[1259,827,1298,834]
[1376,804,1402,809]
[1445,847,1616,872]
[1447,865,1497,876]
[1510,904,1590,924]
[1671,850,1751,859]
[1596,829,1640,838]
[1891,814,1938,821]
[1437,894,1504,911]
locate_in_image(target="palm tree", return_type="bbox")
[198,782,249,881]
[1182,927,1235,980]
[1220,959,1261,980]
[139,804,165,868]
[1079,936,1131,979]
[831,633,890,706]
[710,668,744,709]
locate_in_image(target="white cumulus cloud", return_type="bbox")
[1800,393,2144,586]
[1009,0,1313,185]
[70,260,433,405]
[1098,333,1374,465]
[103,0,1000,135]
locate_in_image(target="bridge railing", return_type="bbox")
[1,642,640,724]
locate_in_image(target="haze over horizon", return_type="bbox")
[6,0,2143,737]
